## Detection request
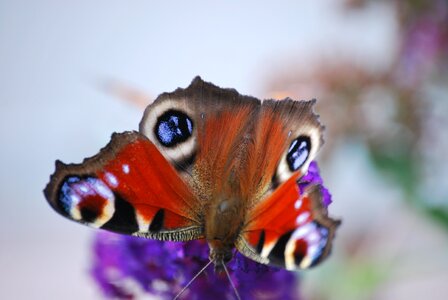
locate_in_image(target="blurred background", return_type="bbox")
[1,0,447,299]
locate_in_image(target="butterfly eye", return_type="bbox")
[155,109,193,147]
[286,136,311,171]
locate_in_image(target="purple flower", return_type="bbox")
[394,0,448,89]
[91,235,299,300]
[300,161,332,207]
[91,161,332,299]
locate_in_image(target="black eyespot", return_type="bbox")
[154,109,193,147]
[286,136,311,171]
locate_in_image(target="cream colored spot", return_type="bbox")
[136,213,150,232]
[122,164,130,174]
[105,172,118,188]
[296,211,310,225]
[260,241,276,259]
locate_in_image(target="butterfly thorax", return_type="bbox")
[204,193,246,271]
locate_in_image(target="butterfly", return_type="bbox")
[44,77,340,273]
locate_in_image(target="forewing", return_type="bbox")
[139,76,261,201]
[44,131,203,241]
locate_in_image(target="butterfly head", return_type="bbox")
[208,240,234,273]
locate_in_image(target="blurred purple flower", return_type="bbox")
[395,0,448,89]
[92,235,299,300]
[91,161,332,299]
[300,161,332,207]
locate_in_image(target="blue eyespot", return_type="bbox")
[286,136,311,171]
[58,176,82,214]
[155,109,193,147]
[309,222,330,267]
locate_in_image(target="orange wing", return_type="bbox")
[44,131,203,241]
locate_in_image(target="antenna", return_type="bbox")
[222,260,242,300]
[173,260,213,300]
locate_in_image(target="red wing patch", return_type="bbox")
[44,131,203,241]
[240,174,340,270]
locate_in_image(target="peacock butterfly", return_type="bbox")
[44,77,340,274]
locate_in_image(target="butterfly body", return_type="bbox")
[45,77,340,272]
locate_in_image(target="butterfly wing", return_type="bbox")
[139,76,260,178]
[233,98,339,270]
[237,173,340,270]
[136,77,339,269]
[44,131,203,241]
[45,77,260,242]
